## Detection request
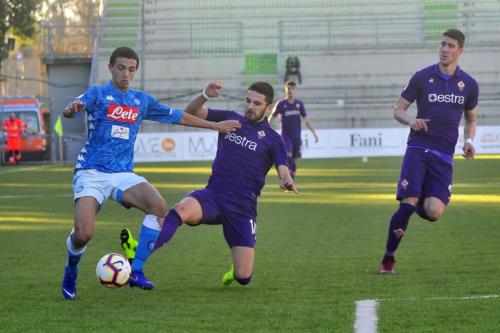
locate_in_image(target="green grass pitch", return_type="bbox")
[1,156,499,332]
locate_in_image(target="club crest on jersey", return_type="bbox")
[107,104,139,123]
[258,130,266,139]
[429,78,434,83]
[457,81,465,91]
[400,179,409,190]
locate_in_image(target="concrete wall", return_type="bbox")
[46,60,91,162]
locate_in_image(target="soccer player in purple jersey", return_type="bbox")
[147,81,298,286]
[269,81,318,179]
[60,47,240,299]
[380,29,479,274]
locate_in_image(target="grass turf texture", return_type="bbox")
[0,156,499,332]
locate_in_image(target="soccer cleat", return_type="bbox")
[128,269,154,290]
[120,228,138,264]
[61,266,78,300]
[380,255,396,274]
[222,265,235,286]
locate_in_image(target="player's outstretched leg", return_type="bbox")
[222,264,235,286]
[120,228,138,264]
[61,233,86,299]
[128,215,162,290]
[380,202,415,274]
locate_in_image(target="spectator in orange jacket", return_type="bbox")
[2,113,26,164]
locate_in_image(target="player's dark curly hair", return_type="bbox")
[443,29,465,48]
[247,81,274,105]
[109,46,140,69]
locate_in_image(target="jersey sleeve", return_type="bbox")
[143,94,184,124]
[465,79,479,111]
[300,101,307,117]
[77,86,99,115]
[400,72,420,103]
[206,108,234,122]
[272,136,289,168]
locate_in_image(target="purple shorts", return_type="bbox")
[396,147,453,205]
[283,135,302,159]
[188,187,257,248]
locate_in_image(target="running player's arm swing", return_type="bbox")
[393,96,430,132]
[63,100,86,118]
[277,165,298,194]
[462,105,478,160]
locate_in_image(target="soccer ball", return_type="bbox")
[96,253,131,288]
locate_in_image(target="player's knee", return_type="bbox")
[234,274,253,286]
[172,203,192,224]
[425,207,444,222]
[148,197,167,217]
[73,230,93,246]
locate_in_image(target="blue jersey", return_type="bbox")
[401,64,479,155]
[206,109,289,197]
[74,81,184,173]
[273,98,307,139]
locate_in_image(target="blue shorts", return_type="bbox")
[283,135,302,159]
[188,187,257,248]
[396,147,453,205]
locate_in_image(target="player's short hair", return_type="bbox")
[443,29,465,48]
[109,47,140,69]
[247,81,274,105]
[285,81,297,88]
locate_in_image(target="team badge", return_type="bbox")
[257,130,266,139]
[429,78,434,83]
[457,81,465,91]
[134,98,141,105]
[400,179,409,190]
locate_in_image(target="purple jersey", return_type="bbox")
[74,81,183,173]
[206,108,289,197]
[273,98,307,139]
[401,64,479,155]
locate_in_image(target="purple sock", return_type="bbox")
[235,275,252,286]
[152,209,182,252]
[385,202,415,254]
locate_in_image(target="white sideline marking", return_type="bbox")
[354,300,378,333]
[354,294,500,333]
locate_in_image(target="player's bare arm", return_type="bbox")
[63,100,85,118]
[303,116,319,142]
[463,106,479,160]
[178,112,240,133]
[277,165,298,194]
[393,96,430,131]
[184,81,222,119]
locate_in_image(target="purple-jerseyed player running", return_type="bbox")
[60,47,240,300]
[269,81,318,179]
[150,81,297,286]
[380,29,479,274]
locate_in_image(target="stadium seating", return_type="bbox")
[92,0,500,130]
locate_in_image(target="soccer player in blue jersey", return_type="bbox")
[269,81,318,179]
[147,80,297,286]
[380,29,479,274]
[60,47,240,299]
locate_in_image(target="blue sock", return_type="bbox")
[385,203,415,254]
[153,209,182,251]
[131,225,160,271]
[66,251,82,274]
[66,233,85,273]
